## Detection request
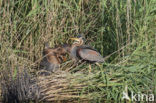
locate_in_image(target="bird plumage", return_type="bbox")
[77,46,104,63]
[40,43,68,72]
[68,36,104,72]
[68,37,104,63]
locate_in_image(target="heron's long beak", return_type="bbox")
[69,38,80,41]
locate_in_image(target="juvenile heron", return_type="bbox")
[40,43,68,73]
[67,36,104,72]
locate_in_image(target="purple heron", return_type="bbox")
[66,36,104,72]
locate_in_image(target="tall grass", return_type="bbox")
[0,0,156,102]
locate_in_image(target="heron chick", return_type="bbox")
[40,43,68,73]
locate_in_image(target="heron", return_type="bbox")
[66,36,104,72]
[40,43,68,73]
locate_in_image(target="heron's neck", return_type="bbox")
[74,40,83,46]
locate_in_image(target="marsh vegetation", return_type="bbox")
[0,0,156,102]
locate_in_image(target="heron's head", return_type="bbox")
[70,36,84,46]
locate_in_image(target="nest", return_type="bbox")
[1,69,91,103]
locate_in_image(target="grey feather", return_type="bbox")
[78,48,104,63]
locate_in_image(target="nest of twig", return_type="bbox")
[37,71,90,102]
[1,69,92,103]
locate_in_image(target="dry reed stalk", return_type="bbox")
[1,69,91,103]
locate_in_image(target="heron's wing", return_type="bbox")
[77,48,104,62]
[79,45,98,52]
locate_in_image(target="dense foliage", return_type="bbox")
[0,0,156,102]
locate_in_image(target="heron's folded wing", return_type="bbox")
[78,48,104,62]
